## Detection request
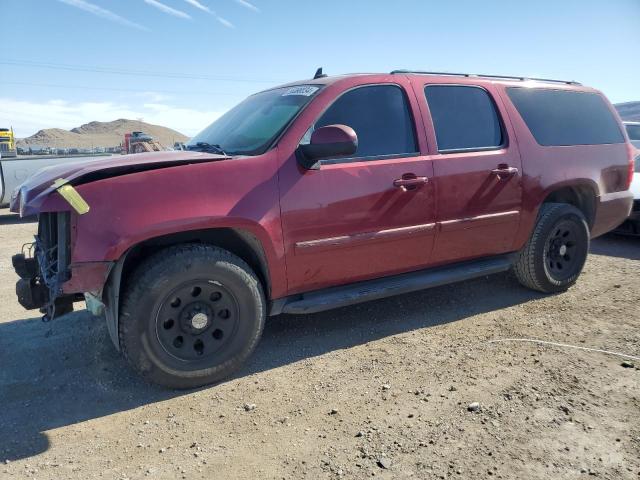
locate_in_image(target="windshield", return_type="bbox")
[187,85,321,156]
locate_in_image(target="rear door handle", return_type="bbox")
[491,164,518,179]
[393,175,428,191]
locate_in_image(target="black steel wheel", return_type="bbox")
[514,203,589,293]
[544,220,582,282]
[156,280,240,363]
[119,244,265,389]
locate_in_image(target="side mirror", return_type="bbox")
[296,124,358,169]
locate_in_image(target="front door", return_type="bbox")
[278,81,437,295]
[417,82,523,264]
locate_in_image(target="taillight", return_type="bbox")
[626,142,635,190]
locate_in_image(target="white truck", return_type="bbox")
[615,122,640,234]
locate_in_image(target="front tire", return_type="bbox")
[119,244,265,389]
[513,203,590,293]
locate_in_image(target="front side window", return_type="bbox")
[187,85,321,156]
[425,85,504,152]
[310,85,418,159]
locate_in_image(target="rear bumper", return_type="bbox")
[591,190,634,238]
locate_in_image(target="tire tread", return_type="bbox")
[513,203,589,293]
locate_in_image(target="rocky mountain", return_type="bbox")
[615,102,640,122]
[17,119,189,149]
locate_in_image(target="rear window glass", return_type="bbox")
[425,85,503,152]
[507,88,624,146]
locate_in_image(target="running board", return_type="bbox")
[277,254,515,315]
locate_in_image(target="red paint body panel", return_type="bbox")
[494,84,632,245]
[12,73,634,303]
[62,262,112,294]
[68,151,288,298]
[411,79,524,264]
[276,75,437,293]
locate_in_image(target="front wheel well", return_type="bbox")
[103,228,272,352]
[542,185,596,229]
[119,228,271,300]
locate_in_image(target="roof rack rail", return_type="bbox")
[390,70,581,86]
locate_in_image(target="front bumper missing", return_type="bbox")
[15,276,48,310]
[13,248,73,319]
[13,212,74,320]
[13,250,48,310]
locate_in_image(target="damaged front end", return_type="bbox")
[10,150,228,322]
[13,212,77,320]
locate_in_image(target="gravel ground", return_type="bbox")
[0,207,638,480]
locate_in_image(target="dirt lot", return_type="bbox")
[0,207,638,480]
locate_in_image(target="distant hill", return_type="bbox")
[17,119,189,149]
[615,102,640,122]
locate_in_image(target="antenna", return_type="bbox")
[313,67,327,79]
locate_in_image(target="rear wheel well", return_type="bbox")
[119,228,271,300]
[542,186,596,229]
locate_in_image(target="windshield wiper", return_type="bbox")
[187,142,229,156]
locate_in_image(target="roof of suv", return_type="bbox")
[275,70,596,93]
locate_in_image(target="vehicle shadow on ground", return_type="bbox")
[0,213,36,225]
[0,271,543,462]
[590,234,640,260]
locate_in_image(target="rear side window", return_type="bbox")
[314,85,418,158]
[507,88,624,146]
[425,85,504,152]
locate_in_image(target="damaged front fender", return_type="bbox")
[11,150,227,217]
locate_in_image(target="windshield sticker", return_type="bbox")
[282,86,319,97]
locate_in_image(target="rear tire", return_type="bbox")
[513,203,590,293]
[119,244,265,389]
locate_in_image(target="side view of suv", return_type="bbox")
[11,70,635,388]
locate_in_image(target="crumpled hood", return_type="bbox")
[11,150,226,216]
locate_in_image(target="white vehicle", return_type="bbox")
[615,122,640,234]
[625,121,640,149]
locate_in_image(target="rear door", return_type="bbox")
[278,79,437,295]
[415,82,523,264]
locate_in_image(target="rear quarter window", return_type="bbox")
[507,88,624,146]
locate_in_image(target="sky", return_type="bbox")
[1,0,639,138]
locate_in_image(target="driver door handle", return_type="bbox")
[491,164,518,179]
[393,175,428,191]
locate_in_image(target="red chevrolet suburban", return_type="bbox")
[11,70,635,388]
